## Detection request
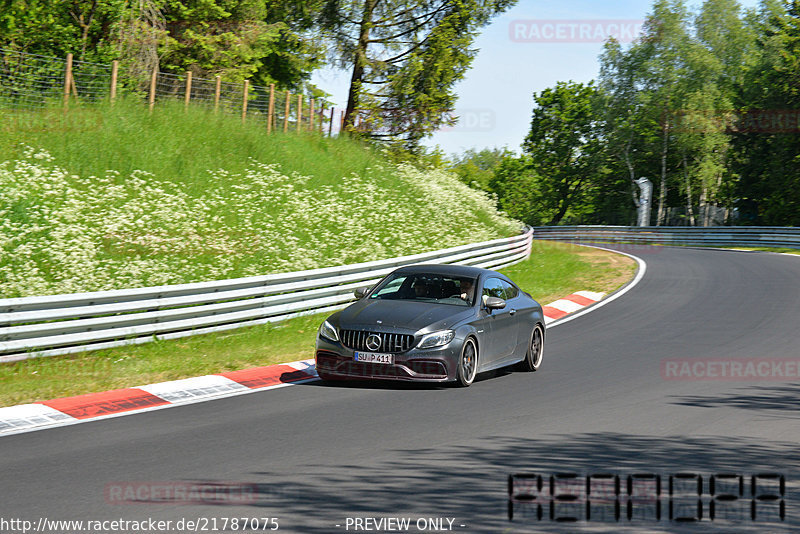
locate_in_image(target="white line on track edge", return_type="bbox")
[546,244,647,329]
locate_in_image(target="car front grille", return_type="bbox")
[340,330,415,353]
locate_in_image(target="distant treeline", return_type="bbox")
[453,0,800,227]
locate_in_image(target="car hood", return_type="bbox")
[336,299,473,333]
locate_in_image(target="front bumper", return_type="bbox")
[315,336,458,382]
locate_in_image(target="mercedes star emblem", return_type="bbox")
[365,334,382,352]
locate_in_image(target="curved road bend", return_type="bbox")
[1,245,799,532]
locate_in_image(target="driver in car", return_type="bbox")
[413,280,428,298]
[459,279,474,302]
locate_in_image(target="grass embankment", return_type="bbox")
[0,99,517,296]
[0,242,635,407]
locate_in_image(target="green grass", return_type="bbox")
[724,246,800,254]
[502,241,637,304]
[0,241,636,407]
[1,99,385,191]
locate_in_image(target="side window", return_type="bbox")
[501,280,519,300]
[482,278,506,299]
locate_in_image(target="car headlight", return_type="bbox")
[319,320,339,342]
[418,330,455,349]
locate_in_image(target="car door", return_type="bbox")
[479,277,518,365]
[498,278,528,360]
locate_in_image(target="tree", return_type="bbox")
[681,0,757,225]
[318,0,516,148]
[597,0,758,226]
[157,0,325,88]
[519,81,607,225]
[730,0,800,225]
[449,147,512,191]
[0,1,327,90]
[0,0,126,61]
[636,0,695,225]
[599,38,660,223]
[488,155,547,225]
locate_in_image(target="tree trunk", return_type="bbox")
[549,200,570,226]
[682,153,696,226]
[699,187,709,227]
[344,0,378,131]
[622,137,641,210]
[657,117,669,226]
[73,0,99,59]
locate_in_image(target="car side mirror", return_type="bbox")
[353,286,370,299]
[484,296,506,310]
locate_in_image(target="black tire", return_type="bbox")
[456,337,478,387]
[520,323,544,372]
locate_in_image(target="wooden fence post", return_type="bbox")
[309,98,315,132]
[214,76,221,113]
[329,107,335,136]
[284,91,290,133]
[296,94,303,132]
[242,80,249,123]
[184,71,192,110]
[148,68,157,112]
[70,71,78,97]
[63,53,73,111]
[267,84,275,133]
[110,60,118,103]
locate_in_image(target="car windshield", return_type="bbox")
[369,273,477,306]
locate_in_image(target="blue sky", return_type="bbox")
[311,0,763,158]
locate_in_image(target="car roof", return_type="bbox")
[392,264,505,279]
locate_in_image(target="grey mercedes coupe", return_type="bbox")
[315,264,545,386]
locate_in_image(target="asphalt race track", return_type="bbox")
[1,244,799,533]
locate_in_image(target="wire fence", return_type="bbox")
[1,49,68,109]
[0,48,342,135]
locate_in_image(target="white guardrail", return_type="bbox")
[0,228,533,362]
[532,225,800,249]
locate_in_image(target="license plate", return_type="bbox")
[354,351,394,364]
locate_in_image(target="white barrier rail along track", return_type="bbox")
[0,229,533,362]
[532,226,800,250]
